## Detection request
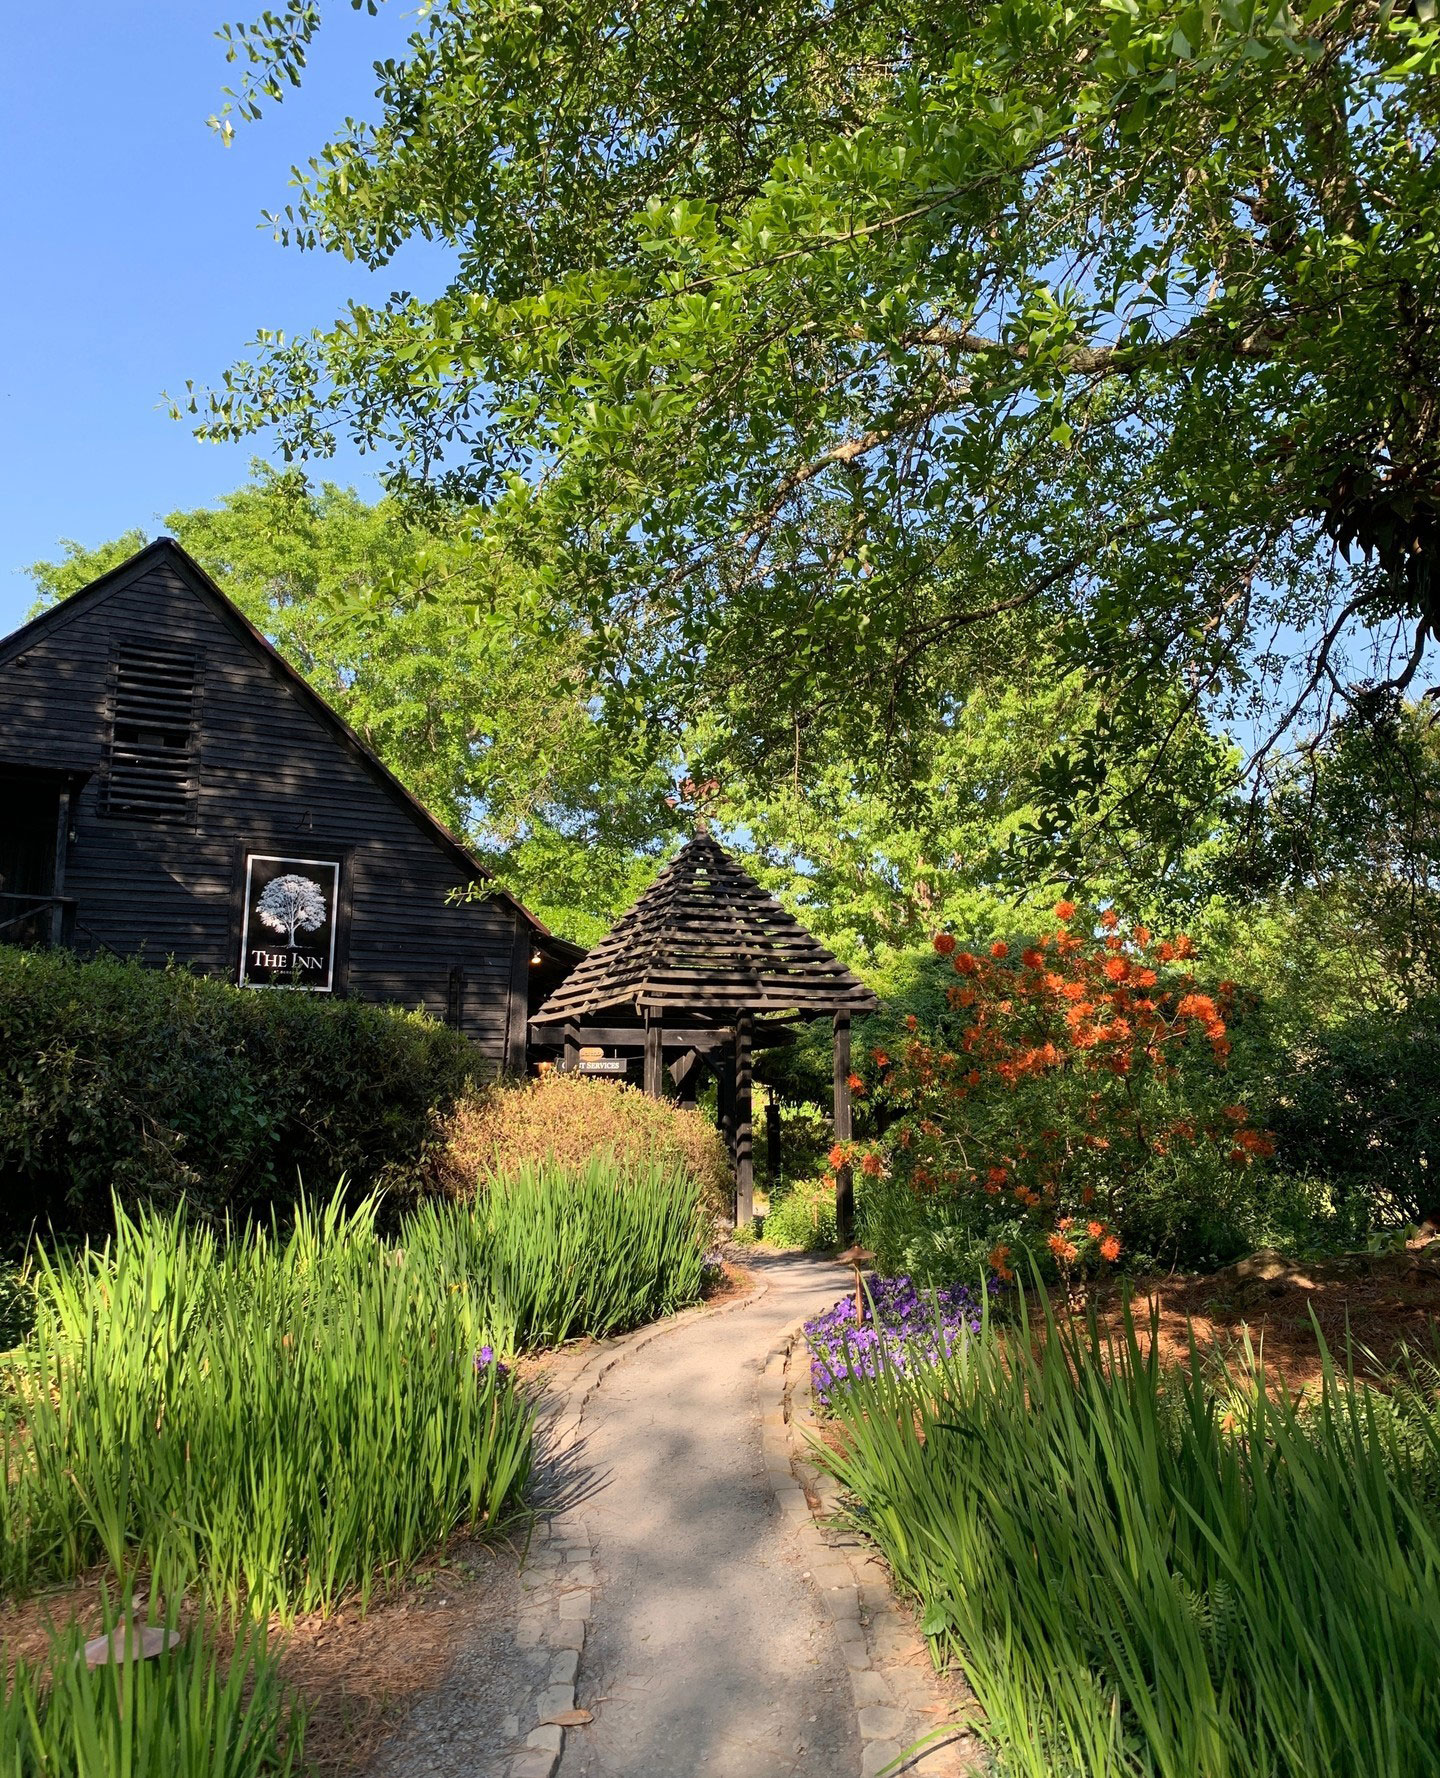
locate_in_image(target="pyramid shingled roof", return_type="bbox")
[532,832,878,1023]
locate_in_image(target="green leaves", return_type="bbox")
[189,0,1440,876]
[819,1292,1440,1776]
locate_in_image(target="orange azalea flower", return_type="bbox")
[905,1013,918,1031]
[1176,992,1218,1022]
[860,1150,883,1177]
[1048,1233,1079,1265]
[933,932,956,955]
[1054,899,1076,922]
[1155,940,1176,962]
[1134,925,1152,946]
[1103,956,1128,981]
[990,940,1009,958]
[1134,967,1157,987]
[954,951,980,975]
[1100,1235,1122,1263]
[872,1048,890,1068]
[986,1165,1009,1187]
[1222,1103,1248,1123]
[846,1072,865,1094]
[828,1143,848,1169]
[1056,1216,1075,1231]
[1099,908,1120,929]
[1020,947,1044,969]
[1086,1220,1104,1240]
[989,1244,1014,1282]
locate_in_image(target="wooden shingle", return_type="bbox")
[533,832,877,1023]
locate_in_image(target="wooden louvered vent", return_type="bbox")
[102,644,201,823]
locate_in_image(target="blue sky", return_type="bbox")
[0,1,452,635]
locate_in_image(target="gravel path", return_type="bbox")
[554,1250,860,1778]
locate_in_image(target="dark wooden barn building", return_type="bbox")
[0,538,578,1069]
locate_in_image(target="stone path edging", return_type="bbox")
[759,1317,985,1778]
[507,1268,774,1778]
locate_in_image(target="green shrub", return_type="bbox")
[0,949,477,1245]
[1267,998,1440,1229]
[0,1194,533,1620]
[763,1175,837,1251]
[819,1292,1440,1778]
[0,1613,303,1777]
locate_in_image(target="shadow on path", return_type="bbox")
[550,1251,858,1778]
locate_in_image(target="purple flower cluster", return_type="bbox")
[474,1345,510,1384]
[804,1275,985,1406]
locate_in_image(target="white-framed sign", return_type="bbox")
[238,854,341,992]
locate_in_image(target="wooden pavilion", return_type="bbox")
[529,830,877,1234]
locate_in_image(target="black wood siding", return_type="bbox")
[0,550,527,1067]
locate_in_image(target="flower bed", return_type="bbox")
[804,1275,986,1406]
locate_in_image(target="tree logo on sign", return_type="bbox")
[255,873,328,947]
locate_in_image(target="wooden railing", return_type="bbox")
[0,892,77,949]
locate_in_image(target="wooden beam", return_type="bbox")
[563,1024,579,1074]
[833,1013,854,1245]
[734,1011,754,1231]
[643,1014,664,1097]
[529,1020,795,1049]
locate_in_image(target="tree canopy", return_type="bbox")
[196,0,1440,833]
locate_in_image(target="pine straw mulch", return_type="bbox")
[1083,1243,1440,1391]
[0,1529,527,1774]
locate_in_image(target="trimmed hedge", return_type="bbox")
[0,949,478,1245]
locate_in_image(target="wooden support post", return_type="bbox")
[833,1013,854,1245]
[643,1014,664,1097]
[563,1024,579,1074]
[766,1096,782,1189]
[50,787,70,950]
[717,1053,735,1163]
[734,1011,754,1231]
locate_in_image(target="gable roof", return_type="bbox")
[0,537,570,947]
[532,830,877,1022]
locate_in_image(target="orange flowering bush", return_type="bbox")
[855,906,1277,1280]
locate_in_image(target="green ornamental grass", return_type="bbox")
[817,1287,1440,1778]
[0,1160,705,1622]
[0,1612,303,1778]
